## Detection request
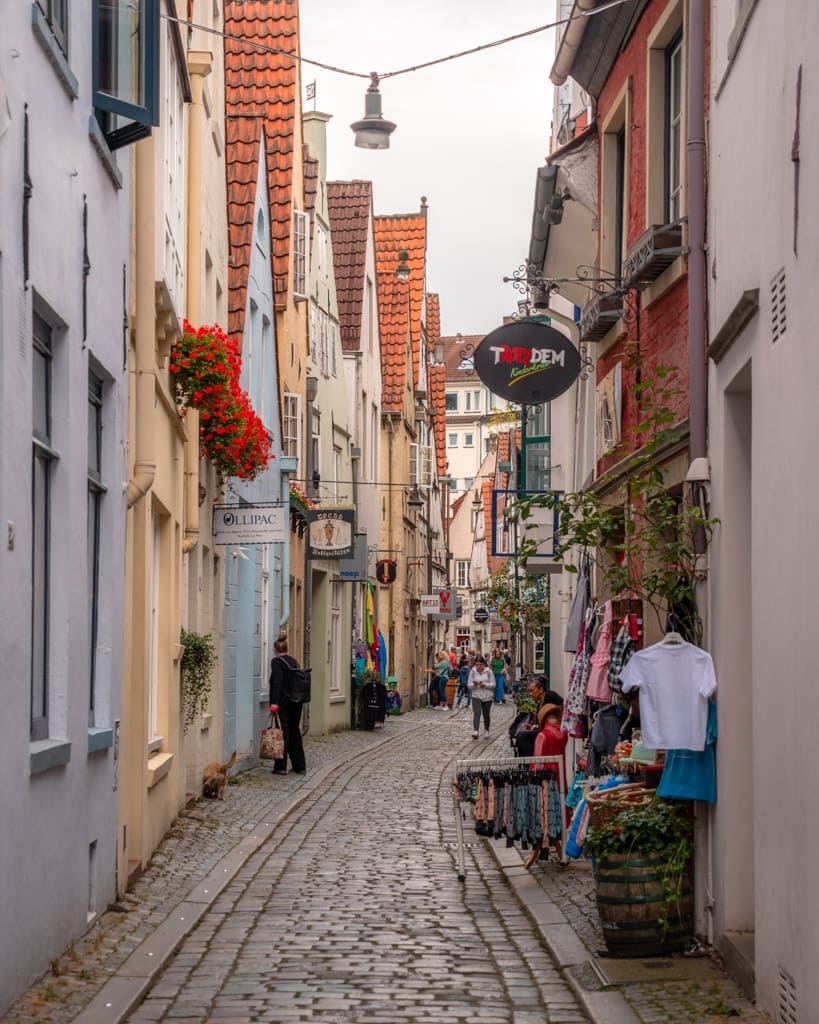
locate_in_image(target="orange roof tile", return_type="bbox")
[374,275,412,414]
[225,0,301,331]
[374,205,427,389]
[426,293,448,479]
[303,148,319,215]
[439,333,484,379]
[327,180,373,353]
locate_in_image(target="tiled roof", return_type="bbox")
[303,148,319,215]
[426,293,448,479]
[225,0,300,326]
[374,276,411,414]
[440,334,484,381]
[374,205,427,389]
[327,180,373,352]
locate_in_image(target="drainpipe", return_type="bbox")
[550,0,598,86]
[687,0,707,463]
[127,137,158,508]
[278,458,298,627]
[303,377,319,671]
[181,52,212,552]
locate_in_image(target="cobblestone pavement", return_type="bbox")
[2,703,770,1024]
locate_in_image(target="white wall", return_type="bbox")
[708,1,819,1015]
[0,6,130,1007]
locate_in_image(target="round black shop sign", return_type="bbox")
[473,320,582,404]
[473,607,489,624]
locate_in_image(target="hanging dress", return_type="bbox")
[586,601,614,702]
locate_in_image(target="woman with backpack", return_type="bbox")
[269,633,307,775]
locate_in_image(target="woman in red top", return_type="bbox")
[526,703,569,869]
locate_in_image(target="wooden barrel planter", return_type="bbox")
[595,852,694,957]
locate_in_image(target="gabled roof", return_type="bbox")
[225,0,300,320]
[426,293,447,478]
[439,334,484,382]
[375,275,412,414]
[373,206,427,388]
[327,180,373,352]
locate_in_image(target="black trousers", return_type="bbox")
[274,699,305,772]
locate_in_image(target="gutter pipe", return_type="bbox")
[550,0,598,86]
[687,0,707,462]
[127,137,157,508]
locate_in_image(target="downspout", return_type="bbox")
[687,0,707,462]
[181,53,212,552]
[387,416,394,681]
[550,0,598,86]
[278,461,297,627]
[127,137,158,508]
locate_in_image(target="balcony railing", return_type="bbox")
[578,290,626,343]
[622,222,686,290]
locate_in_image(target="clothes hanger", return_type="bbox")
[661,612,685,645]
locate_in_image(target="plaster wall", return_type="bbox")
[0,4,130,1007]
[707,1,819,1015]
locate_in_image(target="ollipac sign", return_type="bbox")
[213,505,287,544]
[473,320,581,404]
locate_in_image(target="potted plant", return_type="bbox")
[585,795,694,957]
[180,629,217,732]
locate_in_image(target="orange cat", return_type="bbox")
[202,751,237,800]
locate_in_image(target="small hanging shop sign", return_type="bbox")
[375,558,397,585]
[308,508,354,559]
[473,319,581,404]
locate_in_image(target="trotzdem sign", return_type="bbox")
[473,319,581,404]
[213,505,287,545]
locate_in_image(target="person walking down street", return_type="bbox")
[435,650,451,709]
[268,633,307,775]
[468,654,495,738]
[455,654,472,708]
[491,647,507,704]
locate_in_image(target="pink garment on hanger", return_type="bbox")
[586,601,614,702]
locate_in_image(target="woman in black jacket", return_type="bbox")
[268,633,307,775]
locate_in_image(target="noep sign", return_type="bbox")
[473,320,581,404]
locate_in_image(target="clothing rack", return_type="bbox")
[452,754,567,881]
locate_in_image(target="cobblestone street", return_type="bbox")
[3,706,767,1024]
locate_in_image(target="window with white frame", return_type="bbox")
[329,582,342,694]
[149,515,161,746]
[445,392,457,412]
[283,392,301,476]
[601,87,629,280]
[448,432,457,447]
[293,210,309,300]
[331,320,338,377]
[456,560,470,588]
[464,432,474,447]
[646,4,685,228]
[31,313,57,741]
[664,32,684,223]
[87,371,106,723]
[316,224,327,280]
[163,25,185,314]
[473,390,481,411]
[319,308,329,376]
[465,391,472,411]
[309,303,317,362]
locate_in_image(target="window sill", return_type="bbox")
[30,738,72,775]
[641,254,687,310]
[88,118,124,190]
[596,317,629,358]
[31,3,78,100]
[87,727,114,753]
[146,751,174,789]
[329,694,346,704]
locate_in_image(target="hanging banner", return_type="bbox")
[213,504,287,545]
[308,508,355,559]
[473,319,581,404]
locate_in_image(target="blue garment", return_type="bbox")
[377,631,387,678]
[657,700,717,803]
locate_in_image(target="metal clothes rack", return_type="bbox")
[452,754,568,881]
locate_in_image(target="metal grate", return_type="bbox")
[771,267,787,342]
[778,965,797,1024]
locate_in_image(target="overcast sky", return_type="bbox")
[299,0,559,338]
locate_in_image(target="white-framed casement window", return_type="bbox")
[473,390,481,411]
[318,309,330,376]
[309,302,317,362]
[162,23,186,315]
[448,432,458,447]
[330,321,338,377]
[283,392,302,477]
[149,515,162,747]
[329,582,342,695]
[293,210,309,301]
[464,432,474,448]
[31,312,58,741]
[445,392,458,412]
[646,3,685,227]
[456,560,470,588]
[87,371,106,725]
[601,83,630,281]
[465,391,473,411]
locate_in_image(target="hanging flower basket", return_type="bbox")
[170,321,273,482]
[289,481,314,511]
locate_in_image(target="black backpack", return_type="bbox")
[276,657,312,703]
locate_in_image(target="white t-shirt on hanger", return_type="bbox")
[618,641,717,751]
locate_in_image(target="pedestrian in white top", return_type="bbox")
[468,655,495,739]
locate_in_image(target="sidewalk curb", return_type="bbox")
[72,719,431,1024]
[484,840,642,1024]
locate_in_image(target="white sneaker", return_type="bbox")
[483,730,490,739]
[471,730,479,738]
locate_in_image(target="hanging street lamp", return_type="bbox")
[351,72,397,150]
